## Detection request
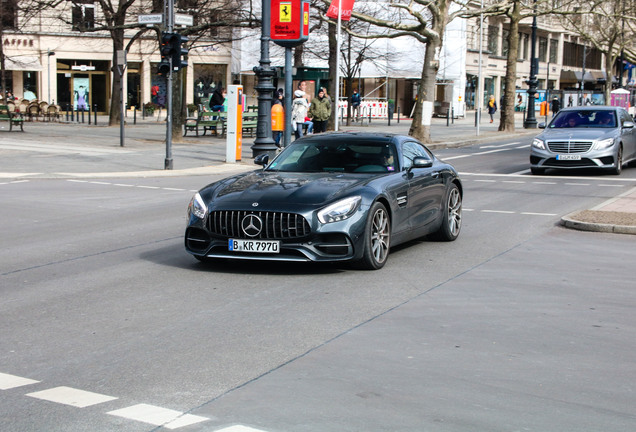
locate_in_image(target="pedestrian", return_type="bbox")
[210,86,225,111]
[550,96,560,117]
[351,89,361,120]
[487,95,497,123]
[291,90,310,139]
[272,89,284,147]
[308,87,331,133]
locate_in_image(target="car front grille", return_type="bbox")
[208,210,311,240]
[547,141,593,153]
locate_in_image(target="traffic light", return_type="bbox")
[172,33,189,70]
[157,32,173,75]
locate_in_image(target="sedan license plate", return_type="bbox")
[556,154,582,161]
[229,239,280,253]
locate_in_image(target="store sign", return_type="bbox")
[71,65,96,71]
[270,0,309,47]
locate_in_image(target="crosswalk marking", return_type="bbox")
[107,403,209,429]
[26,386,117,408]
[0,372,40,390]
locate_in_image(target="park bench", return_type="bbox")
[0,104,25,131]
[183,111,222,137]
[242,111,258,137]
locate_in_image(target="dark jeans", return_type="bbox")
[313,120,327,133]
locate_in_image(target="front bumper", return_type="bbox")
[530,147,618,170]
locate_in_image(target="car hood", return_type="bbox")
[537,128,617,141]
[200,170,375,207]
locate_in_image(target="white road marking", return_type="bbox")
[216,426,269,432]
[598,184,625,187]
[0,372,40,390]
[521,212,557,216]
[107,403,209,429]
[502,180,525,184]
[474,179,496,183]
[479,142,521,149]
[26,386,117,408]
[0,141,135,155]
[565,183,590,186]
[482,210,516,214]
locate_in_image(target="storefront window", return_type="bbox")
[23,71,38,100]
[193,64,227,107]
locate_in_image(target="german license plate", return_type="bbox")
[556,154,581,161]
[229,239,280,253]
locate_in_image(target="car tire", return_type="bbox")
[531,167,545,175]
[431,183,462,241]
[357,202,391,270]
[609,145,623,175]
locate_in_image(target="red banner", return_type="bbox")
[326,0,354,21]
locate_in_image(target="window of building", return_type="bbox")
[1,0,17,29]
[523,33,530,60]
[549,39,558,63]
[502,29,509,58]
[487,25,498,54]
[72,0,95,31]
[538,37,548,62]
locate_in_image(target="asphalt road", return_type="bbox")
[1,137,636,431]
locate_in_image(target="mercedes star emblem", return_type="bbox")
[241,214,263,237]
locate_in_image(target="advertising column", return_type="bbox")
[226,85,243,162]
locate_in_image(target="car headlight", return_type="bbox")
[188,192,207,219]
[317,196,361,224]
[594,138,615,150]
[532,138,546,150]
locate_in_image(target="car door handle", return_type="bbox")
[431,171,440,178]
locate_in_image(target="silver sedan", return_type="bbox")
[530,106,636,175]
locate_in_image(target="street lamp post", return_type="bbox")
[251,0,277,158]
[524,1,538,129]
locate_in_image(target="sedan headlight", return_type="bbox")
[594,137,615,150]
[317,196,361,224]
[188,192,207,219]
[532,138,546,150]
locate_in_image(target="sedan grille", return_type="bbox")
[547,141,593,154]
[208,210,311,240]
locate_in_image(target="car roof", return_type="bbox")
[558,106,619,113]
[296,132,409,145]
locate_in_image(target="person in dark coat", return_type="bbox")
[550,96,561,117]
[210,87,225,111]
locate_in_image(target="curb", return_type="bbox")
[560,214,636,235]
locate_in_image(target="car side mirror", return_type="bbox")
[622,121,635,129]
[254,154,269,167]
[408,156,433,172]
[538,122,546,129]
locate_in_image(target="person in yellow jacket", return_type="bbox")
[487,95,497,123]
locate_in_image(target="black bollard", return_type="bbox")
[66,104,70,122]
[88,104,91,125]
[94,104,97,125]
[134,106,137,125]
[397,107,400,124]
[447,108,450,127]
[81,109,85,123]
[452,107,455,124]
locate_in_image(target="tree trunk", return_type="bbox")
[109,30,125,126]
[409,36,441,143]
[172,68,187,143]
[499,9,520,132]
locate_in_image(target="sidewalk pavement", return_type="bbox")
[1,110,634,234]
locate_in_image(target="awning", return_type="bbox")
[560,70,595,83]
[590,70,607,81]
[2,56,43,71]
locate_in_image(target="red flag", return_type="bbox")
[326,0,354,21]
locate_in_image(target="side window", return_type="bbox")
[402,141,432,170]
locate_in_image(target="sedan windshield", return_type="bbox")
[549,110,617,129]
[267,141,397,174]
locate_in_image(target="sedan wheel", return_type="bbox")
[432,184,462,241]
[610,145,623,175]
[358,202,391,270]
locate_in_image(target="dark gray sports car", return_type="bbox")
[185,132,462,269]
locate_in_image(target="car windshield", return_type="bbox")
[549,110,617,129]
[266,140,397,173]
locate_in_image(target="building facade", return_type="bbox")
[1,0,233,113]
